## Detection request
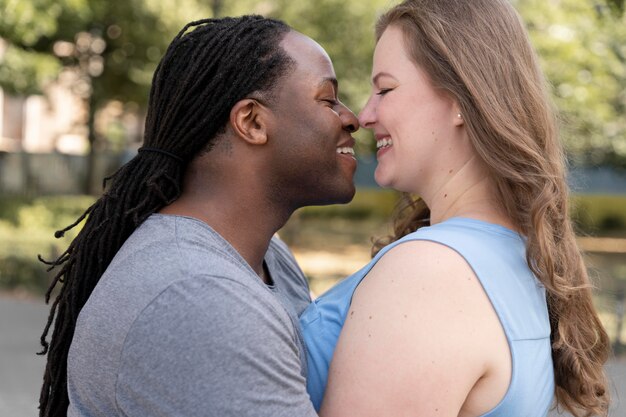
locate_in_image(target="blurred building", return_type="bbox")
[0,69,89,155]
[0,49,144,195]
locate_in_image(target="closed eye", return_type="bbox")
[376,88,393,96]
[322,98,339,106]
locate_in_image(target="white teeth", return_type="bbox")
[376,138,393,149]
[336,147,355,155]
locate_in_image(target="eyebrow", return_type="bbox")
[319,77,338,93]
[371,72,397,85]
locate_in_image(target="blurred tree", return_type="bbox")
[515,0,626,168]
[0,0,623,179]
[606,0,625,15]
[208,0,225,16]
[0,0,212,193]
[0,0,68,94]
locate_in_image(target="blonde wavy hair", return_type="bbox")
[371,1,610,415]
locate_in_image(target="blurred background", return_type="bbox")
[0,0,625,415]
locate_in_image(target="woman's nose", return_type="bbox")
[358,97,375,129]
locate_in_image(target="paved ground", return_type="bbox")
[0,295,48,417]
[2,295,626,416]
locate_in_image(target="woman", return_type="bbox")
[300,1,610,416]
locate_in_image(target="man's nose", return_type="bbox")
[340,104,359,133]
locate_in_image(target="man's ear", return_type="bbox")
[229,99,269,145]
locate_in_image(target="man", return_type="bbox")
[38,16,357,417]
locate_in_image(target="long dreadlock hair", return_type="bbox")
[38,15,295,417]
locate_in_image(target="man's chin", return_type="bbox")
[317,185,356,207]
[338,186,357,205]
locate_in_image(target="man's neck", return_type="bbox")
[160,193,292,284]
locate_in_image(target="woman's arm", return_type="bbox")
[320,240,509,417]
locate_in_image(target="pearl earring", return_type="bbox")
[457,113,463,119]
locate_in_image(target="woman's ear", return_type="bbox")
[229,99,269,145]
[452,104,464,127]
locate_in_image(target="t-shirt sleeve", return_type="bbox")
[115,275,317,417]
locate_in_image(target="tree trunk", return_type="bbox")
[210,0,224,17]
[83,94,98,195]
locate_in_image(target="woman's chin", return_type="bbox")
[374,171,393,189]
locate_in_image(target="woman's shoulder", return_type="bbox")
[328,228,504,416]
[379,217,523,268]
[400,217,521,242]
[368,237,474,292]
[353,223,496,337]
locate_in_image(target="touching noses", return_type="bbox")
[340,103,359,133]
[358,97,375,129]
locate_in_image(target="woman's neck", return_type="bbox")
[424,157,517,231]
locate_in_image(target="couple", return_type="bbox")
[38,1,610,416]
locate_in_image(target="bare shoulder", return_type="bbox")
[321,239,506,416]
[350,238,490,348]
[355,239,478,304]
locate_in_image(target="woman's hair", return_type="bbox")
[372,0,610,415]
[37,15,294,417]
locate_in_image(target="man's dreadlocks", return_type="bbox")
[38,15,295,417]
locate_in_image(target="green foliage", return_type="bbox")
[0,0,214,103]
[516,0,626,167]
[0,195,94,228]
[0,0,624,164]
[0,46,60,95]
[87,0,214,107]
[0,195,94,293]
[0,255,52,294]
[571,194,626,234]
[295,191,626,236]
[0,193,624,294]
[0,0,88,94]
[0,194,31,224]
[0,0,79,46]
[606,0,625,16]
[297,188,399,220]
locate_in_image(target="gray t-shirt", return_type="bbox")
[67,214,317,417]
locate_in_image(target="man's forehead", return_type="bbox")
[280,31,335,80]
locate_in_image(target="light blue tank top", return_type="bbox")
[300,217,554,415]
